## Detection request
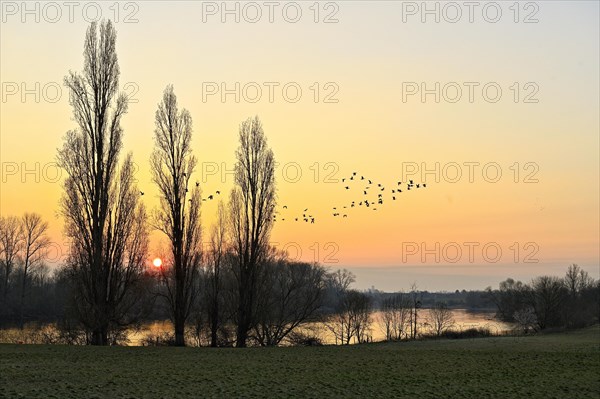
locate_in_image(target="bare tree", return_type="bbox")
[527,275,566,330]
[327,290,373,345]
[18,213,51,329]
[486,278,528,322]
[564,264,597,328]
[428,302,455,337]
[351,291,373,344]
[408,282,422,339]
[564,264,593,296]
[328,269,356,292]
[229,116,276,347]
[58,20,149,345]
[206,201,227,347]
[253,258,326,346]
[0,216,22,303]
[513,306,537,334]
[379,292,411,341]
[151,85,202,347]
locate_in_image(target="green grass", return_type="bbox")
[1,326,599,399]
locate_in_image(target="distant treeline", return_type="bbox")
[376,289,496,310]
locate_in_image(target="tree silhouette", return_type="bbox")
[327,289,372,345]
[428,302,455,337]
[229,116,276,347]
[19,213,51,329]
[151,85,202,347]
[206,201,227,347]
[0,216,22,305]
[379,292,411,341]
[58,20,149,345]
[253,256,326,346]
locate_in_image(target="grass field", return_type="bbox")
[1,326,599,399]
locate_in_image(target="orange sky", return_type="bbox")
[1,1,598,290]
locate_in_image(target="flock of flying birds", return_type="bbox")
[273,171,427,224]
[139,172,427,224]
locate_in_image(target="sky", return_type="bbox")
[1,1,598,291]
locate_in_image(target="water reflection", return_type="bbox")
[0,309,513,346]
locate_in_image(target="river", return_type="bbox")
[0,309,513,346]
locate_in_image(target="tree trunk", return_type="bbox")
[91,327,108,346]
[236,321,248,347]
[210,303,219,347]
[237,269,257,348]
[19,267,27,330]
[2,269,9,301]
[236,290,251,347]
[236,303,249,347]
[172,243,186,347]
[174,316,185,346]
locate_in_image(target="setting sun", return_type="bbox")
[152,258,162,268]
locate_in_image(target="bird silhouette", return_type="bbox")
[283,172,430,224]
[195,182,200,187]
[140,191,144,196]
